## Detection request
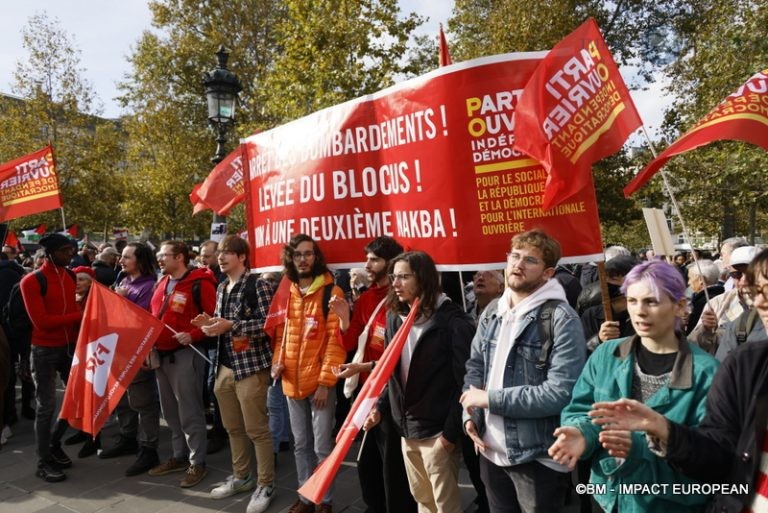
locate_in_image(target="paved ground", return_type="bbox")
[0,388,490,513]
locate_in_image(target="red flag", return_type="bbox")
[4,230,22,251]
[0,146,62,222]
[439,23,452,67]
[61,223,78,238]
[625,69,768,196]
[191,146,245,216]
[264,276,292,341]
[513,18,642,210]
[59,282,166,435]
[189,183,208,215]
[298,298,421,504]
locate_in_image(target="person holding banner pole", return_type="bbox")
[329,236,416,513]
[365,251,474,513]
[148,240,217,488]
[271,234,346,513]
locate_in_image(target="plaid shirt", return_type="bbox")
[214,271,274,380]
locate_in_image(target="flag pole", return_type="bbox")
[60,207,67,232]
[640,127,712,310]
[162,324,214,365]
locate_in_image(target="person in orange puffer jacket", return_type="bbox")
[271,234,345,513]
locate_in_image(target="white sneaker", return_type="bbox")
[1,426,11,445]
[246,484,275,513]
[210,473,254,499]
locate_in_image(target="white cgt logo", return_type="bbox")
[72,333,118,397]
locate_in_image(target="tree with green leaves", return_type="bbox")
[0,13,126,236]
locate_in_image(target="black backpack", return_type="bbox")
[2,271,47,336]
[735,308,759,345]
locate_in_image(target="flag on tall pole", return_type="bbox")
[439,23,452,67]
[58,223,78,238]
[624,68,768,196]
[59,282,166,435]
[21,224,47,242]
[298,298,421,504]
[513,18,642,210]
[0,145,63,222]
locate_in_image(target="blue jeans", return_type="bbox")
[31,344,74,461]
[287,386,337,504]
[479,457,570,513]
[267,379,291,449]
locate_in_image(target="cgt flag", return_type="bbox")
[0,146,62,222]
[298,298,421,504]
[59,282,165,435]
[625,69,768,196]
[190,146,245,216]
[514,18,642,210]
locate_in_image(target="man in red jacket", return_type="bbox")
[148,240,216,488]
[21,233,82,482]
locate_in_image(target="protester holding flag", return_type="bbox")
[329,236,416,513]
[20,233,82,482]
[97,242,162,477]
[364,251,474,513]
[549,261,719,512]
[271,234,346,513]
[195,235,276,512]
[148,240,216,488]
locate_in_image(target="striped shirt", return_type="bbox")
[214,272,274,381]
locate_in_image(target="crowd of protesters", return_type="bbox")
[1,230,767,513]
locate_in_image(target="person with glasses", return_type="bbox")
[584,248,768,513]
[459,229,586,513]
[690,246,758,356]
[271,234,346,513]
[363,250,474,513]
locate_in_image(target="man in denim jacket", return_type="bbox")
[460,230,586,513]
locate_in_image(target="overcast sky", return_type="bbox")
[0,0,667,135]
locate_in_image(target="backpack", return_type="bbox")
[2,271,46,336]
[535,299,562,370]
[735,308,759,345]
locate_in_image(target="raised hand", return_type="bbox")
[548,426,586,470]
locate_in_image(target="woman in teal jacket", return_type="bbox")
[548,260,719,512]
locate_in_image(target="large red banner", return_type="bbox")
[60,283,165,435]
[244,52,604,272]
[513,18,642,210]
[625,68,768,196]
[0,145,62,222]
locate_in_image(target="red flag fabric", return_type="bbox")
[191,146,245,216]
[61,223,78,238]
[439,23,452,67]
[298,298,421,504]
[513,18,642,210]
[59,282,166,435]
[189,183,208,215]
[264,275,292,342]
[4,230,22,251]
[0,146,62,222]
[624,69,768,196]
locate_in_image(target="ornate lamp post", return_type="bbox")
[203,45,242,239]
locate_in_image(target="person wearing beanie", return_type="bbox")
[20,233,83,482]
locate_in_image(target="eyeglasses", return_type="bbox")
[507,252,543,267]
[745,284,768,302]
[388,273,414,283]
[729,270,744,280]
[292,251,315,261]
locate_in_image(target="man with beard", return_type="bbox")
[148,240,216,488]
[460,229,586,513]
[271,234,346,513]
[329,236,415,513]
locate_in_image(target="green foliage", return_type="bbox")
[0,14,125,235]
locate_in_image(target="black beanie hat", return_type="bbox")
[39,233,75,254]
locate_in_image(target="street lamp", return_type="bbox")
[203,45,242,239]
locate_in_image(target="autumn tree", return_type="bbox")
[0,13,126,235]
